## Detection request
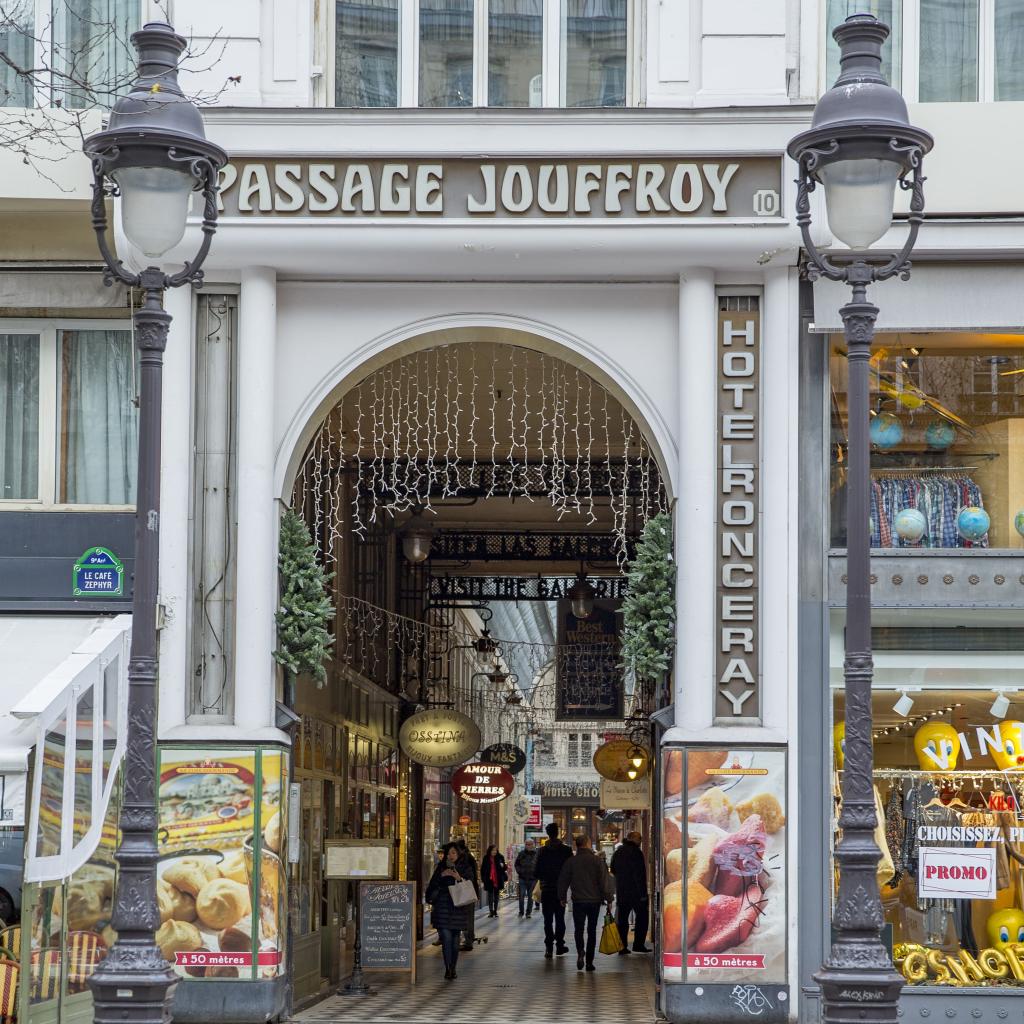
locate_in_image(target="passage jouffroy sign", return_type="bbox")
[218,158,782,219]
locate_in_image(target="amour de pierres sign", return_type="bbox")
[217,157,782,219]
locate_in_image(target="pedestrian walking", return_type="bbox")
[481,844,508,917]
[533,822,572,958]
[610,830,651,953]
[455,838,480,950]
[557,834,614,972]
[513,839,538,918]
[426,842,475,980]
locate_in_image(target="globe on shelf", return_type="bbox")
[1015,510,1024,538]
[957,506,990,542]
[869,412,904,450]
[894,508,927,543]
[925,420,957,450]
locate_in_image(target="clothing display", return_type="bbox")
[869,472,987,548]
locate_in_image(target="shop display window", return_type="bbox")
[830,333,1024,549]
[830,610,1024,988]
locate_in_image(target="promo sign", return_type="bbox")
[450,763,515,804]
[918,847,997,900]
[481,742,527,775]
[73,546,124,597]
[714,303,761,722]
[399,709,481,768]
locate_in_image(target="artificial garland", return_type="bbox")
[274,507,334,690]
[620,511,676,689]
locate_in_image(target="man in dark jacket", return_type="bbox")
[558,834,614,971]
[514,839,538,917]
[533,822,572,957]
[611,831,651,953]
[455,838,480,951]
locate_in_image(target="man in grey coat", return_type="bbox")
[557,834,614,972]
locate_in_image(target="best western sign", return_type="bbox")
[217,157,782,219]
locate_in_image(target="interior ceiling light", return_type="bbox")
[400,506,435,563]
[991,691,1012,719]
[893,691,914,717]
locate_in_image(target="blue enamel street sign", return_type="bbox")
[73,547,124,597]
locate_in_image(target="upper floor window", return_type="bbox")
[825,0,1024,102]
[0,0,140,109]
[331,0,632,108]
[0,323,137,508]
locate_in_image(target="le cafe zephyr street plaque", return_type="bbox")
[450,763,516,805]
[217,157,783,219]
[399,709,481,768]
[73,546,124,597]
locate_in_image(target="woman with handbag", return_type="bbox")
[481,845,508,918]
[426,842,476,980]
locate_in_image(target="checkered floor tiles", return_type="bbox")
[291,906,658,1024]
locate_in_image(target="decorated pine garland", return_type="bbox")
[621,511,676,689]
[274,507,334,690]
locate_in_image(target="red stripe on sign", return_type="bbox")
[257,952,282,966]
[687,953,766,970]
[663,953,683,967]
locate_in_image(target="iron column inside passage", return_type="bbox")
[787,15,932,1024]
[83,22,226,1024]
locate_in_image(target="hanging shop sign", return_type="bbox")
[430,575,627,603]
[481,742,527,775]
[218,157,782,220]
[510,794,531,824]
[593,739,649,782]
[428,531,634,563]
[526,795,543,828]
[600,777,651,810]
[918,847,996,900]
[451,763,515,804]
[715,302,761,722]
[533,780,600,801]
[556,603,623,721]
[72,546,124,597]
[399,709,481,768]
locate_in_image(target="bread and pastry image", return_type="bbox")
[163,858,220,897]
[736,792,786,834]
[688,786,734,830]
[687,833,719,890]
[219,850,249,886]
[196,878,250,931]
[75,865,115,902]
[665,751,683,796]
[263,810,281,854]
[66,881,106,932]
[158,877,197,923]
[218,919,253,953]
[156,919,202,962]
[206,964,239,978]
[663,880,683,952]
[184,947,210,978]
[662,811,682,856]
[666,847,682,883]
[687,750,729,789]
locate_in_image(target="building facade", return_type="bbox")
[0,2,1023,1024]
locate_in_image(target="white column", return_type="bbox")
[157,283,194,737]
[234,267,279,732]
[675,269,717,732]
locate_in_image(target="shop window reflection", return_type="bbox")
[830,334,1024,549]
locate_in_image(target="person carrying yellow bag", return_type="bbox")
[599,911,625,955]
[557,834,615,971]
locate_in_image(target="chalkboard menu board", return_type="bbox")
[556,601,623,720]
[359,881,416,978]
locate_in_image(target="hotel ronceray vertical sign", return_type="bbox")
[216,158,782,219]
[715,302,761,722]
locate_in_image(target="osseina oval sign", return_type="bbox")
[451,763,515,804]
[399,709,481,768]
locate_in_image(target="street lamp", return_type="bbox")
[787,14,932,1022]
[83,22,226,1024]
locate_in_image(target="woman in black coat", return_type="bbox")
[426,842,474,979]
[480,844,508,918]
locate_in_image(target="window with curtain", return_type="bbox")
[825,0,901,89]
[59,329,137,505]
[488,0,543,107]
[335,0,400,107]
[567,732,580,767]
[561,0,627,107]
[419,0,474,107]
[0,334,40,500]
[918,0,978,101]
[995,0,1024,100]
[0,0,34,106]
[52,0,140,110]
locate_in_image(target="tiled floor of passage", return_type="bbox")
[292,904,658,1024]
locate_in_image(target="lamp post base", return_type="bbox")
[89,943,178,1024]
[338,971,376,997]
[814,959,904,1024]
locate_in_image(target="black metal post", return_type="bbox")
[89,272,176,1024]
[813,263,903,1022]
[340,883,376,996]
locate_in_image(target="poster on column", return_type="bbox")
[661,746,787,984]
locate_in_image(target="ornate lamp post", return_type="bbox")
[788,16,932,1023]
[83,23,226,1024]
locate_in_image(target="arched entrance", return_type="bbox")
[280,326,669,1013]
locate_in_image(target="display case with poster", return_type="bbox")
[155,746,287,983]
[660,745,789,1022]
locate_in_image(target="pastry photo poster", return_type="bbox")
[662,746,788,985]
[156,747,287,981]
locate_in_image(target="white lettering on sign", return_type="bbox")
[715,309,760,721]
[918,847,997,900]
[216,159,783,218]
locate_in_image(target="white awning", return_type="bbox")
[0,271,129,310]
[811,265,1024,333]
